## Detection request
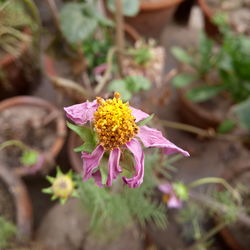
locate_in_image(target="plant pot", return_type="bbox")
[0,164,32,241]
[197,0,220,40]
[124,0,184,39]
[177,89,227,129]
[0,96,67,176]
[216,165,250,250]
[0,28,41,100]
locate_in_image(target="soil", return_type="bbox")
[207,0,250,34]
[0,178,16,223]
[226,170,250,250]
[123,46,165,87]
[0,105,57,169]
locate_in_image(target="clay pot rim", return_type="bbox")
[178,88,222,129]
[0,27,32,67]
[197,0,213,19]
[140,0,184,12]
[0,164,33,240]
[0,96,67,176]
[216,165,250,250]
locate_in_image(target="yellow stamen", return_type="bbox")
[162,194,170,204]
[93,92,138,151]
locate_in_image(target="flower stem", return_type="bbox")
[189,191,250,227]
[94,47,116,94]
[0,140,30,152]
[114,0,125,77]
[188,177,241,204]
[159,119,241,141]
[186,220,228,250]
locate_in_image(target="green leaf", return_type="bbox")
[126,75,151,92]
[107,0,140,17]
[46,176,55,184]
[20,150,38,166]
[108,76,151,101]
[217,119,236,134]
[108,79,132,101]
[137,114,154,126]
[171,74,196,88]
[67,122,97,153]
[187,84,225,103]
[42,187,52,194]
[171,47,194,64]
[73,141,96,153]
[0,216,16,248]
[60,3,97,44]
[233,98,250,130]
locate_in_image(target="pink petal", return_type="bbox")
[64,100,98,125]
[137,126,189,156]
[92,170,103,188]
[93,63,107,75]
[168,196,182,208]
[122,138,144,188]
[107,148,122,187]
[81,145,104,182]
[130,107,149,122]
[158,183,173,193]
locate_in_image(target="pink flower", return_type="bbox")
[64,93,189,188]
[158,183,182,208]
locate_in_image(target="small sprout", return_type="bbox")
[20,150,39,166]
[173,182,189,201]
[42,168,77,204]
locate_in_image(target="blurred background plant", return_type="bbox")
[0,216,16,249]
[0,0,40,56]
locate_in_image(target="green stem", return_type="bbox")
[188,177,241,204]
[186,220,228,250]
[94,47,116,94]
[159,119,240,142]
[22,0,41,28]
[0,140,30,152]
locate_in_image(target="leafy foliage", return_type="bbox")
[107,0,140,17]
[171,25,250,104]
[82,29,113,74]
[60,1,113,45]
[0,0,35,54]
[77,150,168,236]
[67,122,97,153]
[217,119,236,134]
[20,150,38,166]
[108,75,151,101]
[233,98,250,131]
[128,45,152,65]
[0,216,16,248]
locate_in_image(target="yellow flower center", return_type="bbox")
[93,92,138,151]
[52,175,74,199]
[162,194,170,204]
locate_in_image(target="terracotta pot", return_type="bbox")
[0,28,41,100]
[197,0,221,40]
[216,165,250,250]
[177,89,222,129]
[0,96,67,176]
[0,164,32,240]
[124,0,184,38]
